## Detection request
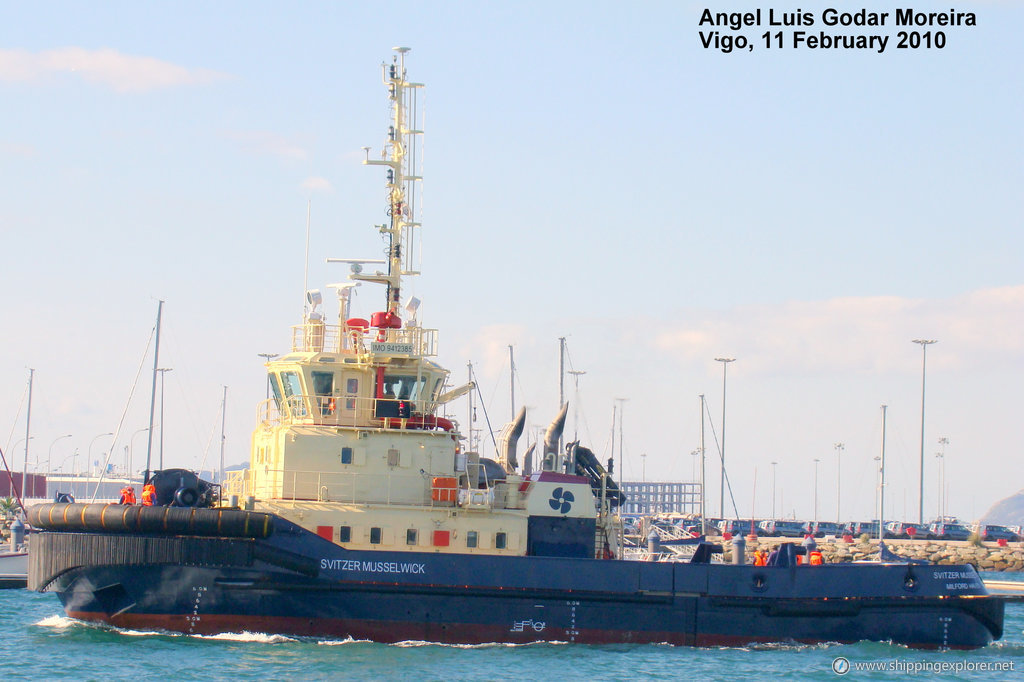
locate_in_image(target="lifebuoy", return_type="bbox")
[174,487,200,507]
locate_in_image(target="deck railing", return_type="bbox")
[256,394,456,431]
[290,322,438,357]
[223,467,510,509]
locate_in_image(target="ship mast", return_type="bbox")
[360,46,423,318]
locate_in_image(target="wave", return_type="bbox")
[193,631,299,644]
[33,614,79,630]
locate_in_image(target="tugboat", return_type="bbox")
[27,48,1003,649]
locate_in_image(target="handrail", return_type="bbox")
[223,466,498,509]
[256,393,458,432]
[289,322,439,357]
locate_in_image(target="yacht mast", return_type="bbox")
[143,300,163,484]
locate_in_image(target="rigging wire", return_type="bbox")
[90,325,155,502]
[3,381,29,454]
[703,397,740,519]
[469,364,498,455]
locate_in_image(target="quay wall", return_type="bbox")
[723,537,1024,571]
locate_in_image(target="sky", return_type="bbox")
[1,1,1022,524]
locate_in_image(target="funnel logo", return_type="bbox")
[549,487,574,514]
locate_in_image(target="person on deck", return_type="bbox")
[141,483,157,506]
[119,486,136,505]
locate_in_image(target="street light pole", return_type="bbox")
[46,435,72,498]
[938,436,949,519]
[714,357,735,518]
[834,442,844,524]
[813,458,820,523]
[87,432,113,500]
[912,339,937,524]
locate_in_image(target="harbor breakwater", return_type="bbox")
[724,537,1024,571]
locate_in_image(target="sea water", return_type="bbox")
[1,576,1021,681]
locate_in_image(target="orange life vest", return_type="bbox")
[120,487,137,505]
[141,485,156,506]
[809,550,824,565]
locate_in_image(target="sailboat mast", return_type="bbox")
[219,386,227,484]
[699,394,706,535]
[878,404,887,541]
[509,345,515,420]
[21,368,34,502]
[143,300,164,484]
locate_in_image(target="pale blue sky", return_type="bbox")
[2,2,1022,523]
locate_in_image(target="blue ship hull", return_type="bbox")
[28,509,1003,649]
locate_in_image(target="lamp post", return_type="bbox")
[834,442,844,524]
[912,339,937,524]
[46,435,72,498]
[813,458,820,523]
[770,461,777,519]
[86,433,113,496]
[937,436,949,519]
[714,357,735,518]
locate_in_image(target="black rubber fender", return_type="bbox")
[27,503,274,539]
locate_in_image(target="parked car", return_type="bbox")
[758,519,809,538]
[884,521,932,539]
[846,521,881,539]
[975,524,1021,542]
[928,522,972,541]
[718,519,759,536]
[804,521,845,538]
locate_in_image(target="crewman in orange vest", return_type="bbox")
[141,483,157,506]
[753,549,767,566]
[119,486,137,505]
[809,549,824,565]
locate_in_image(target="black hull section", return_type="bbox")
[29,514,1003,650]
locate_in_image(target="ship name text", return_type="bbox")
[321,558,427,574]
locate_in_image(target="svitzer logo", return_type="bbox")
[548,487,574,514]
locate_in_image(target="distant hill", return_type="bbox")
[979,488,1024,526]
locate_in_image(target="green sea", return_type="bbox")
[1,577,1021,681]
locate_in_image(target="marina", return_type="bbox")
[19,50,1008,651]
[4,2,1024,677]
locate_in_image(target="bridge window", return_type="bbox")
[466,531,478,548]
[495,532,507,550]
[406,529,418,545]
[312,371,335,415]
[280,371,306,416]
[381,375,427,401]
[339,526,351,543]
[269,374,283,410]
[370,527,382,544]
[341,447,353,465]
